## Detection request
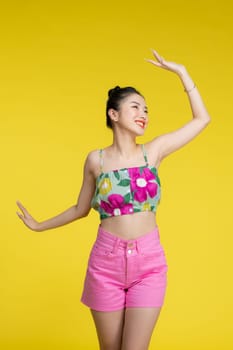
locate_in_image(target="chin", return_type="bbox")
[137,125,147,134]
[135,129,146,137]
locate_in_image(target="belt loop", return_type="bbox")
[112,237,120,254]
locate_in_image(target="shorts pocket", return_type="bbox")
[90,242,114,257]
[87,242,118,270]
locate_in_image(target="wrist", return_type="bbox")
[177,66,191,82]
[178,69,195,92]
[34,222,43,232]
[184,84,196,93]
[176,65,188,78]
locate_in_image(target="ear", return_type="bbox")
[108,108,119,123]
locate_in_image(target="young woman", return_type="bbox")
[16,49,211,350]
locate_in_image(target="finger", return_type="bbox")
[145,59,162,67]
[151,49,165,63]
[16,201,29,216]
[16,200,23,208]
[16,200,26,211]
[151,48,161,59]
[16,212,24,220]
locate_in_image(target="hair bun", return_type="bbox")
[108,85,121,98]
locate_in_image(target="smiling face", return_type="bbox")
[109,93,149,136]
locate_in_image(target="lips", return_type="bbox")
[135,119,146,128]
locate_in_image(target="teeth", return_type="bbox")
[135,121,144,128]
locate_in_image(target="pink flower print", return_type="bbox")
[100,194,133,216]
[129,167,157,202]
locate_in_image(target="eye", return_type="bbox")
[132,105,138,109]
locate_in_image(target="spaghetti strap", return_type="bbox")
[99,149,104,173]
[141,144,149,166]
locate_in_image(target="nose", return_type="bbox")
[140,114,147,120]
[142,115,146,119]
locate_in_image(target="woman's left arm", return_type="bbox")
[146,49,211,161]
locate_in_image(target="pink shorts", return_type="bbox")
[81,226,168,311]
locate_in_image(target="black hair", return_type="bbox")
[106,86,143,129]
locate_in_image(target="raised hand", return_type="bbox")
[146,49,187,76]
[16,201,40,231]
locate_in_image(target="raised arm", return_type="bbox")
[16,152,96,232]
[146,49,211,162]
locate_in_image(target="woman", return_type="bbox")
[16,49,211,350]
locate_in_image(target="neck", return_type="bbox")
[111,131,139,159]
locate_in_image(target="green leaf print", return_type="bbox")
[114,171,120,180]
[156,175,161,186]
[118,179,130,186]
[101,213,109,219]
[151,167,157,176]
[124,193,131,203]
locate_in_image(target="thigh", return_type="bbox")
[121,307,162,350]
[91,308,125,350]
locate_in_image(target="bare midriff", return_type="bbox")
[99,211,158,240]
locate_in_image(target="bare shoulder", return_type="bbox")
[85,149,101,178]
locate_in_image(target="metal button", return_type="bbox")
[127,249,132,254]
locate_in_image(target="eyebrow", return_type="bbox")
[130,101,148,111]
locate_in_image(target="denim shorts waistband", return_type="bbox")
[96,225,160,253]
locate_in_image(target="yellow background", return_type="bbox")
[1,0,232,349]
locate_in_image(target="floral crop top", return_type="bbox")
[91,145,161,220]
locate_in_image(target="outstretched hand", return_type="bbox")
[146,49,186,76]
[16,201,40,231]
